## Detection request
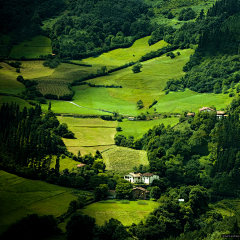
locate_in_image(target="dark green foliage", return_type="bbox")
[43,57,61,69]
[0,214,60,240]
[137,99,144,109]
[178,8,196,21]
[132,62,142,73]
[66,214,96,240]
[150,186,161,199]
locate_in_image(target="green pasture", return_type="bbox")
[77,200,160,226]
[57,116,117,155]
[118,117,179,140]
[50,155,80,172]
[75,38,167,68]
[154,89,233,113]
[86,48,194,108]
[9,35,52,59]
[0,62,25,95]
[102,147,149,174]
[0,170,78,235]
[0,96,32,109]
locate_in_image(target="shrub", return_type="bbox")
[120,200,130,204]
[137,200,148,205]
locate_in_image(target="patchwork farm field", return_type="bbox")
[0,170,79,235]
[118,117,179,140]
[74,37,167,68]
[57,116,117,155]
[9,35,52,59]
[77,200,160,226]
[102,147,149,174]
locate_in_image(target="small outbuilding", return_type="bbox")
[132,187,149,200]
[128,117,135,121]
[199,107,215,112]
[216,111,226,119]
[77,164,86,168]
[187,112,195,117]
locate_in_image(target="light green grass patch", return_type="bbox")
[0,96,32,109]
[102,147,149,174]
[57,116,117,155]
[50,155,80,172]
[77,38,168,68]
[0,170,78,234]
[86,48,194,108]
[77,200,160,226]
[118,117,179,140]
[0,62,25,95]
[9,35,52,59]
[155,89,233,113]
[41,100,109,115]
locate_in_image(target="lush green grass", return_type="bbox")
[69,48,194,115]
[154,89,233,113]
[0,170,78,235]
[77,200,160,226]
[50,155,81,172]
[9,35,52,59]
[102,147,149,174]
[0,96,32,109]
[75,38,168,68]
[57,116,117,155]
[0,62,25,95]
[118,117,179,140]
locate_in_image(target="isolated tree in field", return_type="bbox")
[101,66,107,74]
[137,100,144,109]
[132,62,142,73]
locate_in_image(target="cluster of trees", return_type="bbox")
[16,75,46,104]
[178,8,196,21]
[0,0,66,43]
[162,0,240,94]
[46,0,152,59]
[43,56,61,69]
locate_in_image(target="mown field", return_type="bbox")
[154,88,233,113]
[57,116,117,155]
[102,147,149,174]
[118,117,179,140]
[9,35,52,59]
[77,200,160,226]
[0,170,79,235]
[76,37,168,68]
[50,155,80,172]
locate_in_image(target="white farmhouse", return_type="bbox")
[124,172,159,185]
[124,172,142,183]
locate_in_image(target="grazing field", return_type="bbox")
[0,62,25,95]
[50,155,80,172]
[9,35,52,59]
[57,116,117,155]
[0,170,78,235]
[102,147,149,174]
[118,117,179,140]
[0,96,32,109]
[154,89,233,113]
[75,37,168,68]
[77,200,160,226]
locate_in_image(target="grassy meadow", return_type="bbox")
[57,116,117,155]
[102,147,149,174]
[77,200,160,226]
[74,37,168,68]
[0,170,79,235]
[154,89,233,113]
[50,155,81,172]
[118,117,179,140]
[9,35,52,59]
